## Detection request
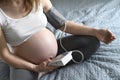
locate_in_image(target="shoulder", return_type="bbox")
[40,0,52,13]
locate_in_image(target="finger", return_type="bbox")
[111,36,116,40]
[45,58,53,63]
[48,65,59,70]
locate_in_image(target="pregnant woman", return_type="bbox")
[0,0,115,80]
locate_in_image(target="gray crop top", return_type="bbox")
[0,4,47,46]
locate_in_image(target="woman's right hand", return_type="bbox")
[34,59,59,72]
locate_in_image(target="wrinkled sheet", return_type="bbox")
[41,0,120,80]
[0,0,120,80]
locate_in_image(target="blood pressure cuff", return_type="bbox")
[45,6,66,29]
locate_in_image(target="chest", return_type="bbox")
[1,4,47,30]
[0,8,48,46]
[2,10,47,35]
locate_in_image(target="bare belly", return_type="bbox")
[12,28,58,64]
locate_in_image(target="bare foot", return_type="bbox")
[96,29,116,44]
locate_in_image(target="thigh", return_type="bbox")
[10,67,38,80]
[57,35,100,61]
[0,59,10,80]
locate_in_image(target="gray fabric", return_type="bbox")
[0,60,10,80]
[0,0,120,80]
[41,0,120,80]
[10,67,38,80]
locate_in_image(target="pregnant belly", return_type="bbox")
[13,28,58,64]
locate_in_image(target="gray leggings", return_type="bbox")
[1,35,100,80]
[10,67,38,80]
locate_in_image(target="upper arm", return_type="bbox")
[41,0,67,30]
[40,0,53,13]
[0,24,8,57]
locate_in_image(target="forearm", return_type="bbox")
[1,49,37,72]
[61,20,98,37]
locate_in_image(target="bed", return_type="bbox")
[0,0,120,80]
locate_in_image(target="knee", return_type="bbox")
[83,36,100,60]
[0,60,10,80]
[75,35,100,49]
[10,67,37,80]
[87,36,100,49]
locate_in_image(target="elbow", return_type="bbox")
[59,20,73,32]
[0,48,10,60]
[59,20,69,31]
[0,45,9,60]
